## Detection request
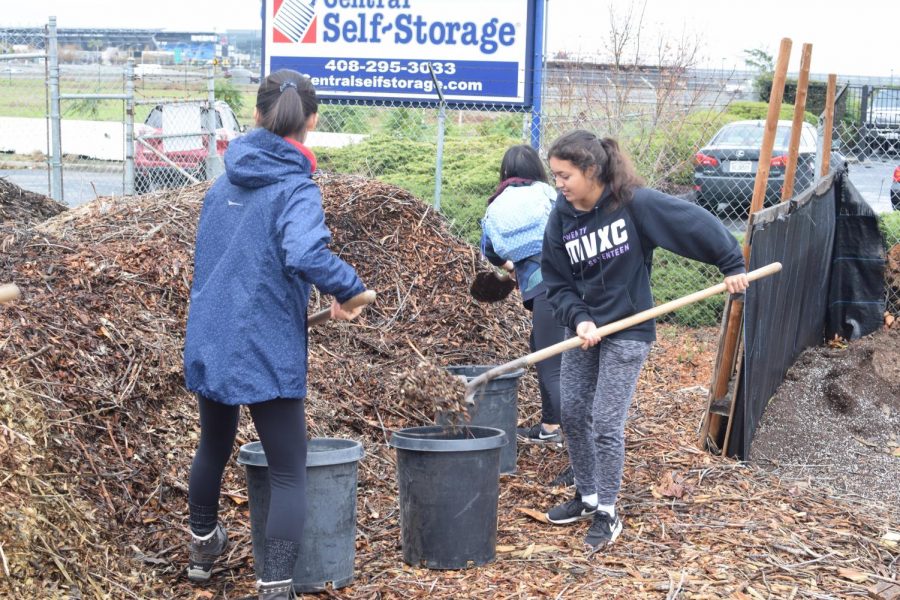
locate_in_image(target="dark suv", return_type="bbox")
[134,100,243,193]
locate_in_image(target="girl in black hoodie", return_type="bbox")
[540,130,748,552]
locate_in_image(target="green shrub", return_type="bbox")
[214,79,244,117]
[726,101,817,125]
[317,104,372,134]
[754,75,830,116]
[314,134,509,244]
[651,249,726,327]
[878,211,900,251]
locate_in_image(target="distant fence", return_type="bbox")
[1,22,897,326]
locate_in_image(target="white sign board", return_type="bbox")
[263,0,539,106]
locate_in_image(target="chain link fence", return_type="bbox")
[0,27,50,194]
[1,21,897,326]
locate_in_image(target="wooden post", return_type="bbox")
[820,74,837,177]
[782,43,813,201]
[700,38,793,454]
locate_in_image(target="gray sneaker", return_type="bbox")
[257,579,296,600]
[546,492,597,524]
[584,511,623,553]
[517,423,563,444]
[187,523,228,582]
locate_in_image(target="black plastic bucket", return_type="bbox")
[389,425,506,569]
[441,365,523,474]
[237,438,364,592]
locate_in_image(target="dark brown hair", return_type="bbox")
[255,69,318,137]
[547,130,644,209]
[499,144,548,183]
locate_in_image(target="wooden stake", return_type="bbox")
[820,74,837,177]
[782,43,813,201]
[701,38,792,455]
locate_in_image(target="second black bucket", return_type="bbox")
[237,438,364,593]
[441,365,523,474]
[390,425,506,569]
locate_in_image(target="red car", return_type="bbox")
[134,100,243,193]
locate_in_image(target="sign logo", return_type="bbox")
[273,0,317,44]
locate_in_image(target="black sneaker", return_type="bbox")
[550,465,575,487]
[584,511,623,552]
[187,523,228,582]
[517,423,562,444]
[546,492,597,525]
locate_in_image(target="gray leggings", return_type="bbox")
[560,336,651,505]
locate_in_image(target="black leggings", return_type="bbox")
[529,292,566,425]
[188,396,308,543]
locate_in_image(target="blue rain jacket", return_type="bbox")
[184,128,365,405]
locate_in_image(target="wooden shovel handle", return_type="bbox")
[464,262,782,402]
[0,284,21,304]
[308,290,376,327]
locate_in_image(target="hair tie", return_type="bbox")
[279,81,298,93]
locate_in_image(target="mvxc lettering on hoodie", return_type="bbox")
[563,218,630,267]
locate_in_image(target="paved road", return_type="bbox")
[2,169,124,207]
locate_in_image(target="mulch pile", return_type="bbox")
[0,176,67,225]
[1,176,897,599]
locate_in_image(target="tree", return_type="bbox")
[743,47,774,74]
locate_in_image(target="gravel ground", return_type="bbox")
[750,327,900,520]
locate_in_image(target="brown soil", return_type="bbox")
[750,327,900,518]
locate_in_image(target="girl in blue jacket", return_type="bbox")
[540,130,749,553]
[183,70,366,599]
[480,145,567,450]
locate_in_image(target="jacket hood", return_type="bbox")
[555,185,615,218]
[224,128,313,188]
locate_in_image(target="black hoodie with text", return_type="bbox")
[540,186,745,341]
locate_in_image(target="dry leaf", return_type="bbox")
[515,507,549,523]
[652,471,685,499]
[881,530,900,548]
[496,545,516,553]
[837,568,869,583]
[225,493,247,506]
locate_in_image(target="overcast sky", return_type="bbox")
[9,0,897,78]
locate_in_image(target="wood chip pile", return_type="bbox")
[0,177,67,225]
[0,176,896,599]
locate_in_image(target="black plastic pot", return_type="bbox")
[237,438,364,592]
[441,365,523,474]
[389,425,506,569]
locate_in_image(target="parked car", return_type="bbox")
[134,100,243,193]
[864,88,900,153]
[694,119,818,215]
[891,165,900,210]
[224,67,260,84]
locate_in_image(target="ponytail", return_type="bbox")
[547,130,644,210]
[255,69,318,137]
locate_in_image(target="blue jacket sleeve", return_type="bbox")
[480,230,506,267]
[631,189,746,276]
[541,209,594,331]
[277,184,365,303]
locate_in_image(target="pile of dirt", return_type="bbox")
[887,243,900,316]
[751,327,900,517]
[1,177,897,598]
[0,177,66,225]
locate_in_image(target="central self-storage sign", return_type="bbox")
[262,0,540,107]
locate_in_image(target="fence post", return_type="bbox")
[47,16,63,202]
[529,0,547,150]
[124,58,135,195]
[433,102,446,211]
[782,43,812,202]
[205,65,224,180]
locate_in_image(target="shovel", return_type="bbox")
[0,284,20,304]
[307,289,376,327]
[470,269,516,303]
[462,262,782,404]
